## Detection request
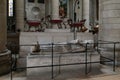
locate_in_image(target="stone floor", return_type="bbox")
[0,50,120,80]
[0,55,120,80]
[0,66,120,80]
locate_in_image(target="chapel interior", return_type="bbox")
[0,0,120,80]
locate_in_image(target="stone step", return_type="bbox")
[10,77,26,80]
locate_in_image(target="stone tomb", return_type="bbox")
[27,51,100,80]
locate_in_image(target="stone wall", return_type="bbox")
[99,0,120,65]
[99,0,120,42]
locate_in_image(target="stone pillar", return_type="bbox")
[51,0,59,19]
[83,0,90,28]
[45,0,51,16]
[0,0,11,75]
[16,0,24,31]
[50,0,60,29]
[99,0,120,65]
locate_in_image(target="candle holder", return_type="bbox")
[89,23,99,34]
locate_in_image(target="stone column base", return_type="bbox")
[0,50,11,75]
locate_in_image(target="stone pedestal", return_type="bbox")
[0,0,11,75]
[0,50,11,75]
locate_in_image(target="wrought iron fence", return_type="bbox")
[9,41,120,80]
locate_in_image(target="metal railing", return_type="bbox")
[9,41,119,80]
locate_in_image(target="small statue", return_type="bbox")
[32,41,41,52]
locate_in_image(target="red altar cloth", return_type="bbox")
[26,21,42,31]
[27,21,41,26]
[49,19,63,29]
[49,20,63,24]
[70,22,83,27]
